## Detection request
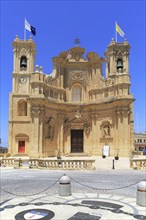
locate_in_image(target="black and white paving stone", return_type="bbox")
[0,169,146,219]
[0,193,146,219]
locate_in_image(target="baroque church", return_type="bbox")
[8,36,134,158]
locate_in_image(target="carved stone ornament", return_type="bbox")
[74,53,81,61]
[106,78,114,86]
[100,137,113,143]
[115,50,124,61]
[64,123,71,135]
[70,47,85,61]
[19,76,27,84]
[45,76,53,85]
[72,71,83,80]
[65,67,89,88]
[86,52,104,65]
[74,109,82,118]
[84,123,90,136]
[31,107,44,118]
[64,111,90,137]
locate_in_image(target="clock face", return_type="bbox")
[19,76,27,84]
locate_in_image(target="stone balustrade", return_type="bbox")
[130,158,146,170]
[0,158,95,170]
[0,158,15,167]
[29,159,95,170]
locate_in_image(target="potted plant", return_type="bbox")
[115,150,119,160]
[115,155,119,160]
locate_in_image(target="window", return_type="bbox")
[72,86,82,102]
[18,100,27,116]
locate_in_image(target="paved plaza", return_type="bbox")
[0,167,146,219]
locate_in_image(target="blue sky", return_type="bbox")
[0,0,145,146]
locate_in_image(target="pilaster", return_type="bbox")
[31,106,44,158]
[57,112,64,155]
[91,113,98,151]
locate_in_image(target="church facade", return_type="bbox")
[8,36,134,158]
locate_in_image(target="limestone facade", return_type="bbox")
[134,132,146,152]
[8,36,134,158]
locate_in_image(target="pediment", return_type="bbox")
[64,110,90,129]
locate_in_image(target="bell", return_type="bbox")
[117,59,123,69]
[20,59,27,68]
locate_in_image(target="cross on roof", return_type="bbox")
[74,38,80,46]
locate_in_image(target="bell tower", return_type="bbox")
[12,35,36,93]
[105,38,130,78]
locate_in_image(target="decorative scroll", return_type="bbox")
[45,76,53,85]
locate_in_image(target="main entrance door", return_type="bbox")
[71,130,83,153]
[18,141,25,153]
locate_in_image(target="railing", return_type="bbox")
[130,158,146,170]
[0,158,95,170]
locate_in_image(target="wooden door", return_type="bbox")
[18,141,25,153]
[71,130,83,153]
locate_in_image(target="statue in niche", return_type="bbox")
[46,118,55,141]
[47,124,55,140]
[103,124,110,137]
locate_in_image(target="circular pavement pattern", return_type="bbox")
[15,209,55,220]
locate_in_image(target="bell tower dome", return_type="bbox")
[12,35,36,74]
[12,35,36,93]
[105,38,130,78]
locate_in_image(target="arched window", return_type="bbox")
[18,100,27,116]
[20,56,27,70]
[72,85,82,102]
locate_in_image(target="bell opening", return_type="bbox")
[117,59,123,68]
[20,56,27,70]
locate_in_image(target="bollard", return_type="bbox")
[58,174,71,196]
[19,158,22,168]
[112,159,115,169]
[136,180,146,207]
